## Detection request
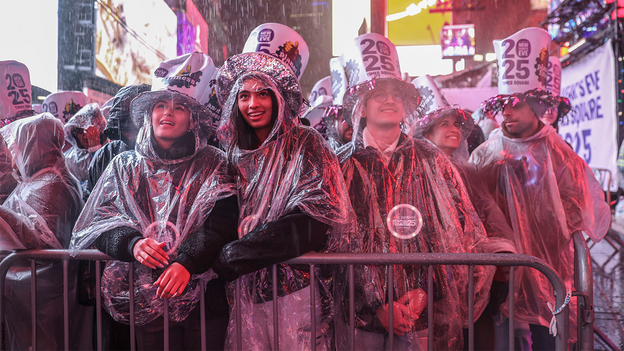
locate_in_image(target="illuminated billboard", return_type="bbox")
[96,0,177,86]
[186,0,209,55]
[440,24,476,58]
[387,0,451,46]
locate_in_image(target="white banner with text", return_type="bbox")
[559,40,617,191]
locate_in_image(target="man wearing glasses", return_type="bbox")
[336,33,492,351]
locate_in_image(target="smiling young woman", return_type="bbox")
[236,78,275,145]
[423,112,463,157]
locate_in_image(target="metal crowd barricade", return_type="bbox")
[0,250,581,351]
[573,231,595,351]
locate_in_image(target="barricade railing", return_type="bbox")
[573,231,595,351]
[0,250,574,351]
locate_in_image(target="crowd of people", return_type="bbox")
[0,23,611,351]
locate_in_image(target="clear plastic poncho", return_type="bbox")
[0,113,83,250]
[70,93,236,326]
[469,124,610,338]
[0,113,90,350]
[217,68,354,350]
[413,108,516,253]
[338,81,493,350]
[63,103,107,183]
[0,132,16,204]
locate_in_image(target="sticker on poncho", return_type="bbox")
[238,214,260,238]
[387,204,423,239]
[145,221,180,255]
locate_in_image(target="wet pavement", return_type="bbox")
[590,217,624,350]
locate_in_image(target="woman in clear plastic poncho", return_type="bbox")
[414,107,516,254]
[0,113,90,350]
[212,52,354,351]
[338,78,491,351]
[63,103,108,188]
[469,90,611,344]
[69,87,237,350]
[414,106,513,350]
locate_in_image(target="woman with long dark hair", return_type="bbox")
[212,52,353,351]
[70,52,237,350]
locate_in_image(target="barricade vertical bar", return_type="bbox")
[200,279,206,351]
[554,291,569,351]
[573,231,594,350]
[235,278,242,351]
[427,265,433,351]
[310,264,316,351]
[509,266,515,351]
[164,300,169,351]
[273,264,279,351]
[388,265,394,351]
[30,260,37,351]
[95,260,102,351]
[129,262,136,351]
[468,265,474,351]
[348,264,355,351]
[63,259,69,351]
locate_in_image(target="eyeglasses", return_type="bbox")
[371,90,405,103]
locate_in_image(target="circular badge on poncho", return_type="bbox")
[387,204,423,239]
[145,221,180,255]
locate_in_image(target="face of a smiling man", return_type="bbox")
[363,82,406,129]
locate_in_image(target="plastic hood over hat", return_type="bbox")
[70,94,236,325]
[413,107,474,161]
[216,54,354,348]
[469,124,610,336]
[339,97,493,350]
[64,103,107,182]
[413,109,516,252]
[0,113,82,250]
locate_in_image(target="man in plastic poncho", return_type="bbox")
[211,28,354,349]
[336,33,493,351]
[70,52,238,350]
[469,27,610,350]
[86,84,151,195]
[63,103,108,196]
[0,113,91,350]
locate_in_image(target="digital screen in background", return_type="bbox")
[95,0,177,86]
[440,24,476,58]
